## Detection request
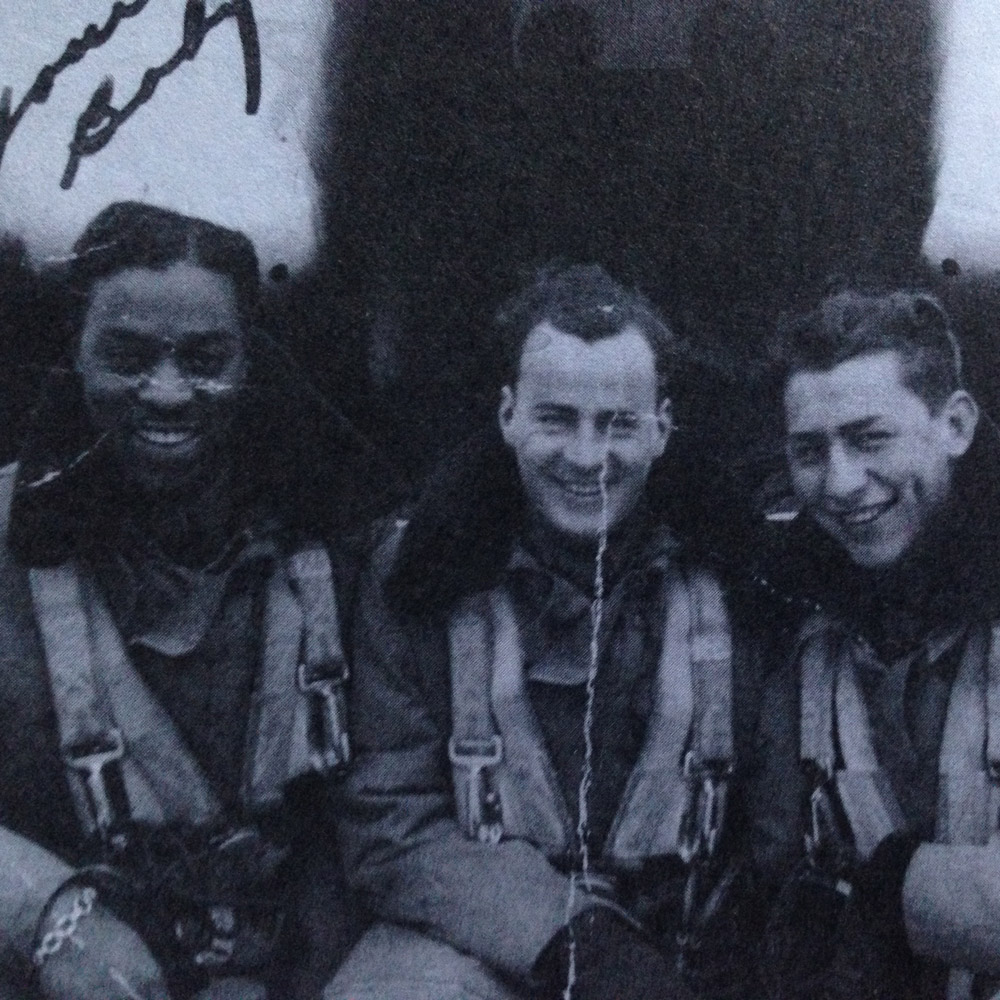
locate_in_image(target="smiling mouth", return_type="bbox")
[550,476,607,499]
[827,499,897,529]
[134,425,199,448]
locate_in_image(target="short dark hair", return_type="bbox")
[67,201,260,329]
[494,263,676,397]
[771,289,964,412]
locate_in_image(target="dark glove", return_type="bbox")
[532,906,694,1000]
[850,832,921,957]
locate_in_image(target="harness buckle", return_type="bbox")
[448,736,504,844]
[297,660,351,773]
[679,752,732,865]
[64,728,125,837]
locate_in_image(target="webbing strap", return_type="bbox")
[288,544,351,774]
[687,567,734,765]
[31,564,221,834]
[30,563,113,751]
[489,589,572,851]
[607,567,696,862]
[448,593,505,842]
[799,623,837,777]
[32,544,338,832]
[833,640,907,857]
[987,624,1000,779]
[937,625,992,845]
[447,564,735,861]
[246,567,307,808]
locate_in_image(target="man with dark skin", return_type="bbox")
[754,289,1000,1000]
[0,202,374,1000]
[326,264,761,1000]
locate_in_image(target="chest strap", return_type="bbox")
[448,565,733,863]
[31,543,348,841]
[800,618,1000,862]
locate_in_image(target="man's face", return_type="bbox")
[76,262,248,497]
[499,322,671,541]
[784,350,977,568]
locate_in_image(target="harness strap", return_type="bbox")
[447,565,735,864]
[448,593,505,843]
[607,566,695,863]
[30,563,126,837]
[832,645,906,857]
[688,567,734,767]
[31,564,222,836]
[987,624,1000,784]
[489,588,573,850]
[799,622,837,778]
[936,625,1000,846]
[289,545,351,774]
[33,544,344,834]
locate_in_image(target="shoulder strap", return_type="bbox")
[797,616,906,859]
[799,617,837,778]
[937,624,996,845]
[246,543,350,808]
[608,565,732,864]
[30,563,222,838]
[687,567,733,767]
[447,588,574,849]
[447,592,506,843]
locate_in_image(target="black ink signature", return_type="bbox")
[0,0,260,190]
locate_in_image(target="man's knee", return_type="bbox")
[324,923,525,1000]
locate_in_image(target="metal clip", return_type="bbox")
[298,661,351,772]
[448,736,503,843]
[679,752,731,864]
[64,729,125,836]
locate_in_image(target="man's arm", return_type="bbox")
[338,556,594,982]
[903,842,1000,973]
[0,826,72,961]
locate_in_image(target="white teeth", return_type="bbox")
[561,483,602,497]
[136,428,196,446]
[840,503,892,526]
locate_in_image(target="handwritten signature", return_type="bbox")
[0,0,261,190]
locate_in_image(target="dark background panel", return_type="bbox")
[0,0,979,508]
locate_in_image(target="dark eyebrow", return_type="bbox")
[533,404,576,416]
[96,327,239,343]
[788,417,887,441]
[839,417,887,435]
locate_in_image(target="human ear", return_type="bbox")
[498,385,516,446]
[940,390,979,458]
[652,396,673,458]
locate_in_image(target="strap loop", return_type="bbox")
[448,735,504,843]
[63,728,126,838]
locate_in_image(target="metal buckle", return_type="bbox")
[297,661,351,772]
[64,729,125,835]
[679,753,732,864]
[448,736,503,843]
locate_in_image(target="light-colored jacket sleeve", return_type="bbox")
[903,843,1000,974]
[338,557,597,982]
[0,826,73,965]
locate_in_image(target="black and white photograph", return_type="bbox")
[0,2,998,998]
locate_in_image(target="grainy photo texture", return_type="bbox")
[0,3,998,1000]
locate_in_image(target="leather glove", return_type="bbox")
[851,832,921,955]
[532,906,695,1000]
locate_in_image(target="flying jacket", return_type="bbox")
[338,518,761,984]
[0,460,350,980]
[750,427,1000,998]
